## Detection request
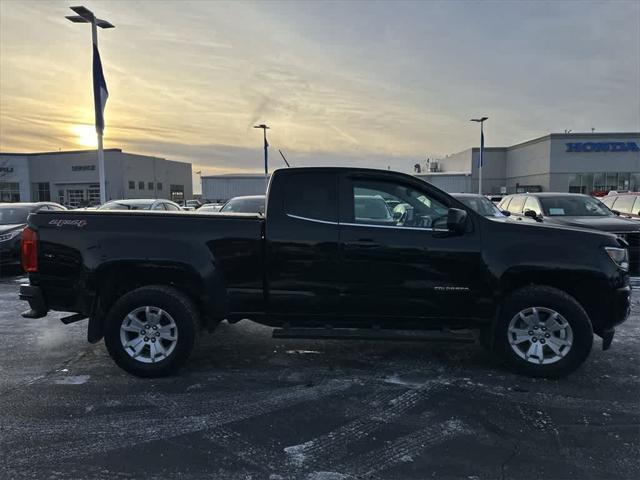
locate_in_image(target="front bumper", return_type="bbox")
[610,285,632,328]
[19,284,48,319]
[597,285,631,351]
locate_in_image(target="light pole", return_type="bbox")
[66,6,114,205]
[470,117,488,194]
[254,124,270,189]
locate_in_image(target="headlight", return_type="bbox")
[0,230,21,242]
[605,246,629,271]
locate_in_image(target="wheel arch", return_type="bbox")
[87,260,227,343]
[497,267,604,323]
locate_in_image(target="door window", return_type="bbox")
[284,172,338,222]
[523,196,542,215]
[348,179,448,229]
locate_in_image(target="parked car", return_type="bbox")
[498,192,640,274]
[185,200,202,209]
[19,167,631,378]
[219,195,265,214]
[0,202,66,267]
[99,199,183,211]
[452,194,509,218]
[601,193,640,220]
[197,203,225,213]
[487,195,504,204]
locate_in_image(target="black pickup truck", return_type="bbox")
[19,167,631,378]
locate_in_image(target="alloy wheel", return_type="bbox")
[119,306,178,364]
[507,306,573,365]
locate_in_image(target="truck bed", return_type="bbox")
[26,209,265,320]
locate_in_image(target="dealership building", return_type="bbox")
[418,132,640,195]
[0,148,193,207]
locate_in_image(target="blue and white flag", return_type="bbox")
[92,44,108,135]
[479,129,484,168]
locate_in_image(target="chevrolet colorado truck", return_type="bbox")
[19,167,631,378]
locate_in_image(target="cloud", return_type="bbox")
[1,0,638,184]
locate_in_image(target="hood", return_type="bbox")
[0,223,25,234]
[543,216,640,233]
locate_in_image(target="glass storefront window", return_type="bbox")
[0,182,20,202]
[568,174,582,193]
[593,173,606,193]
[31,182,50,202]
[618,172,631,191]
[571,172,637,194]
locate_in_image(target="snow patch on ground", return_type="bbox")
[286,350,323,355]
[305,472,348,480]
[284,441,314,466]
[54,375,90,385]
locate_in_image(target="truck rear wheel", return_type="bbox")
[104,285,197,377]
[495,285,593,378]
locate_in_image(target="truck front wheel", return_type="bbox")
[104,285,198,377]
[495,285,593,378]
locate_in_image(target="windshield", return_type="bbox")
[539,195,614,217]
[0,205,33,224]
[99,202,153,210]
[220,197,265,213]
[455,196,505,217]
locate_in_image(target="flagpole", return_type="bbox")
[66,6,114,205]
[90,19,107,204]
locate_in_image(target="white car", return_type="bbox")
[98,199,183,211]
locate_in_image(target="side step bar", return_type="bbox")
[272,327,476,343]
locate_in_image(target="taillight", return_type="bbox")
[21,227,38,273]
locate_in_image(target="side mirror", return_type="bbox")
[524,209,541,221]
[612,210,620,216]
[447,208,467,234]
[501,210,511,216]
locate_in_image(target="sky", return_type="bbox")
[1,0,639,193]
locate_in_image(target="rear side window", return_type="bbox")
[284,173,338,222]
[612,195,636,214]
[508,196,526,214]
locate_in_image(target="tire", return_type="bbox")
[104,285,198,377]
[494,285,593,378]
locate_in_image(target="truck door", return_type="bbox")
[264,170,341,319]
[337,172,487,322]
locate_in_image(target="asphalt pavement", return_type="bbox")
[0,268,638,480]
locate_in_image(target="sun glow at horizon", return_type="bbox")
[72,124,98,148]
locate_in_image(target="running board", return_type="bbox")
[60,313,87,325]
[272,327,476,343]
